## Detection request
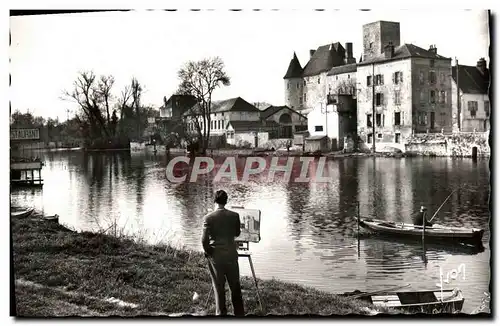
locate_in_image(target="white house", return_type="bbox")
[451,58,490,132]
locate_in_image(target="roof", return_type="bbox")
[283,52,304,79]
[184,97,260,116]
[306,135,327,141]
[260,105,308,120]
[327,63,357,76]
[358,43,451,66]
[452,65,489,94]
[302,42,346,77]
[226,120,280,132]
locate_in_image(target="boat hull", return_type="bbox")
[344,288,465,314]
[358,218,484,247]
[11,208,34,218]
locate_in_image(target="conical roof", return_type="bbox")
[283,52,303,79]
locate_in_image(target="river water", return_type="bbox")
[10,150,491,314]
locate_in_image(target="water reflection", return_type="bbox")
[10,152,490,313]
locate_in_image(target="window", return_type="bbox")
[376,113,382,127]
[299,96,303,103]
[304,93,307,101]
[367,133,372,144]
[336,76,338,80]
[318,77,321,84]
[430,59,435,68]
[420,91,426,103]
[439,91,446,104]
[222,112,224,117]
[440,72,446,84]
[429,90,436,104]
[485,101,490,117]
[348,74,350,79]
[367,114,372,127]
[367,76,372,86]
[296,83,299,89]
[395,133,401,143]
[315,125,324,132]
[377,133,383,139]
[304,80,306,86]
[393,71,403,84]
[287,83,290,90]
[418,112,428,125]
[394,91,401,105]
[211,121,215,129]
[375,74,384,85]
[394,112,401,126]
[429,71,436,84]
[369,42,373,49]
[468,101,478,118]
[376,93,384,106]
[419,71,425,85]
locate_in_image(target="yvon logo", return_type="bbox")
[436,263,466,289]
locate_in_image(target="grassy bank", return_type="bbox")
[12,211,382,317]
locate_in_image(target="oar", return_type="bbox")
[429,189,458,223]
[347,283,411,299]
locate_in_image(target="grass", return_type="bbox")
[12,210,386,317]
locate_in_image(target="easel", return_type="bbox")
[237,240,265,314]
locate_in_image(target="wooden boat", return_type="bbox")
[358,217,484,247]
[43,214,59,223]
[344,288,465,314]
[11,207,34,218]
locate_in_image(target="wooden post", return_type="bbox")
[422,211,427,243]
[357,201,360,235]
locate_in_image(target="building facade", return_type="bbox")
[451,58,490,132]
[259,105,308,138]
[284,42,356,115]
[356,21,453,149]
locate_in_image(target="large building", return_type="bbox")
[451,58,490,132]
[283,42,356,114]
[356,21,453,148]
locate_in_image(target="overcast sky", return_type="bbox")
[9,9,489,120]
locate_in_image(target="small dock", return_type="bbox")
[10,127,44,188]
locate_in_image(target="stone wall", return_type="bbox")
[405,132,490,157]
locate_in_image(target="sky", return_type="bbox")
[9,9,490,120]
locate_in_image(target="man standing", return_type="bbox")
[201,190,245,316]
[411,206,433,227]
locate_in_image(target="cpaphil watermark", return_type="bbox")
[165,156,336,183]
[436,263,466,290]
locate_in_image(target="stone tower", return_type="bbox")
[362,21,400,60]
[283,52,304,110]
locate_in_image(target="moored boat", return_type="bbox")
[358,217,484,247]
[344,288,465,314]
[11,207,34,218]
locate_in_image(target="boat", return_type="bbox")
[357,217,484,247]
[11,207,34,218]
[343,287,465,314]
[42,214,59,223]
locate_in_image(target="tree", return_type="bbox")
[176,57,230,153]
[97,75,115,125]
[131,77,143,139]
[62,71,110,139]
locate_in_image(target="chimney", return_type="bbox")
[384,42,395,59]
[310,49,316,58]
[476,57,487,75]
[345,42,355,64]
[428,44,437,55]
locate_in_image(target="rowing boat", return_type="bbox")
[343,288,465,314]
[11,207,34,218]
[358,218,484,246]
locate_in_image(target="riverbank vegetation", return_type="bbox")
[12,210,382,317]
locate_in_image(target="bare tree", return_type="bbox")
[176,57,230,153]
[130,77,144,139]
[97,75,115,125]
[117,85,133,120]
[62,71,109,138]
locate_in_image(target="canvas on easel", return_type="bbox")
[228,207,261,244]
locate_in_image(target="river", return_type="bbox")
[10,150,491,314]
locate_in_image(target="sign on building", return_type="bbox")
[10,128,40,140]
[147,117,156,124]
